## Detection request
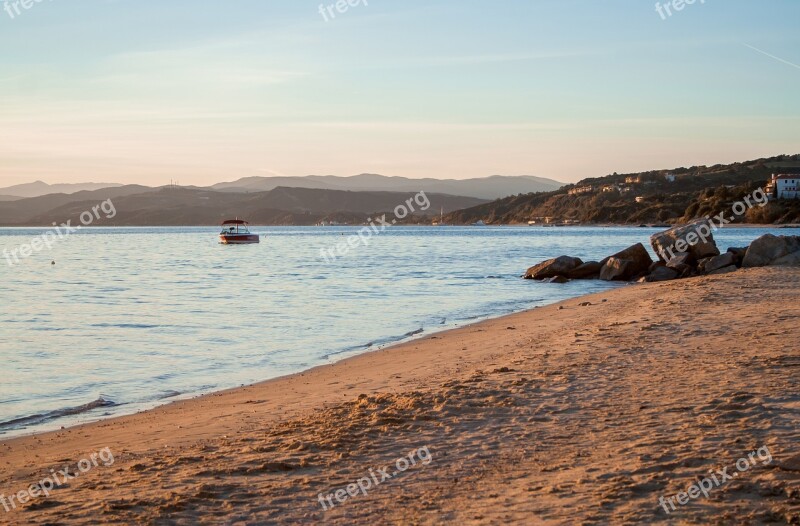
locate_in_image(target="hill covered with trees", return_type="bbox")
[445,155,800,225]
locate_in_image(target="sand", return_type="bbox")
[1,267,799,525]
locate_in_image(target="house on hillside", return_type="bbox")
[664,173,676,182]
[625,176,642,184]
[568,185,594,196]
[766,174,800,199]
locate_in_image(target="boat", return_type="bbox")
[472,220,486,226]
[219,219,260,244]
[433,207,448,226]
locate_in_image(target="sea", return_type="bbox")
[0,225,792,437]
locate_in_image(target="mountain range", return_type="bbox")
[0,186,486,226]
[0,174,565,200]
[209,174,564,200]
[0,181,124,199]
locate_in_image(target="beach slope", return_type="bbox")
[1,268,799,524]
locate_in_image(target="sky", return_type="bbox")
[0,0,798,187]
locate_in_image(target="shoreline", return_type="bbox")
[0,280,619,441]
[0,280,621,441]
[1,268,798,523]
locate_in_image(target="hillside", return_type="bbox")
[2,187,486,226]
[445,155,800,225]
[0,185,154,224]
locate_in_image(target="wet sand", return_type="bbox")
[1,267,799,525]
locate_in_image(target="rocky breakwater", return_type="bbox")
[523,220,800,284]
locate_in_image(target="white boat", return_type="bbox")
[219,219,260,244]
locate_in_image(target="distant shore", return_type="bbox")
[1,267,798,524]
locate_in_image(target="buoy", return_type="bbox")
[51,261,55,265]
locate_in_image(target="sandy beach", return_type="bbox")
[1,267,799,525]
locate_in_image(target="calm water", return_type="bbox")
[0,225,791,437]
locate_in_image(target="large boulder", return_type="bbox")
[771,250,800,267]
[600,257,633,281]
[742,234,792,267]
[704,252,736,274]
[566,261,602,279]
[726,247,748,268]
[600,243,654,279]
[642,266,679,282]
[666,253,693,277]
[524,256,583,280]
[650,219,720,263]
[667,252,693,269]
[696,256,714,274]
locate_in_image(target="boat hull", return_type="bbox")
[219,234,260,244]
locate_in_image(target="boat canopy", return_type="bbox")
[221,219,248,225]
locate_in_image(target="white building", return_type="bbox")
[664,173,676,182]
[768,174,800,199]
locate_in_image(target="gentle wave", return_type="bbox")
[0,397,117,433]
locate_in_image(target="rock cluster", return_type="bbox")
[523,225,800,284]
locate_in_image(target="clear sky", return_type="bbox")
[0,0,798,187]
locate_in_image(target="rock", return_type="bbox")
[599,243,653,280]
[704,252,736,274]
[709,265,738,275]
[771,250,800,267]
[666,252,693,269]
[696,256,714,274]
[726,246,748,261]
[566,261,602,279]
[675,265,694,278]
[544,275,570,284]
[650,219,720,262]
[742,234,791,267]
[524,256,583,279]
[599,257,632,281]
[692,239,720,260]
[726,246,748,267]
[642,266,679,282]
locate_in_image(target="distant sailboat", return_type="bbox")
[433,207,448,226]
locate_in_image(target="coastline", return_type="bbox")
[1,268,799,524]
